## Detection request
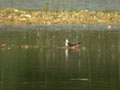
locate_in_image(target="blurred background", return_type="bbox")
[0,0,120,11]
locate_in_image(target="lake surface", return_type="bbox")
[0,0,120,11]
[0,27,120,90]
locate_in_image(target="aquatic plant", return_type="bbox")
[40,42,43,48]
[44,2,49,13]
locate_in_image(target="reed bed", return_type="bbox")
[0,8,120,24]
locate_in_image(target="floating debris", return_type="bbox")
[82,46,86,50]
[108,25,112,29]
[70,78,89,81]
[0,44,6,48]
[0,44,6,51]
[24,45,29,49]
[8,47,11,50]
[33,45,39,48]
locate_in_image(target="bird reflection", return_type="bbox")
[65,48,69,60]
[64,39,80,60]
[65,47,80,60]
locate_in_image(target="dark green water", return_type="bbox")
[0,29,120,90]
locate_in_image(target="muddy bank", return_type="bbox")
[0,8,120,25]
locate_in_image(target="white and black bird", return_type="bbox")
[65,39,80,48]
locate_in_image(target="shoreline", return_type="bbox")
[0,24,120,31]
[0,8,120,25]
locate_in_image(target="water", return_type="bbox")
[0,28,120,90]
[0,0,120,11]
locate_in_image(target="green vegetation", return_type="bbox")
[15,12,21,16]
[44,2,49,13]
[4,10,11,15]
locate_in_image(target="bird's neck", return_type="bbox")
[65,42,68,46]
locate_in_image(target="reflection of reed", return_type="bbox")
[0,70,4,90]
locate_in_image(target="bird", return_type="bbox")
[65,39,80,49]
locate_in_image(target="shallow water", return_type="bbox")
[0,28,120,90]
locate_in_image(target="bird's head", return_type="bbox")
[65,39,69,46]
